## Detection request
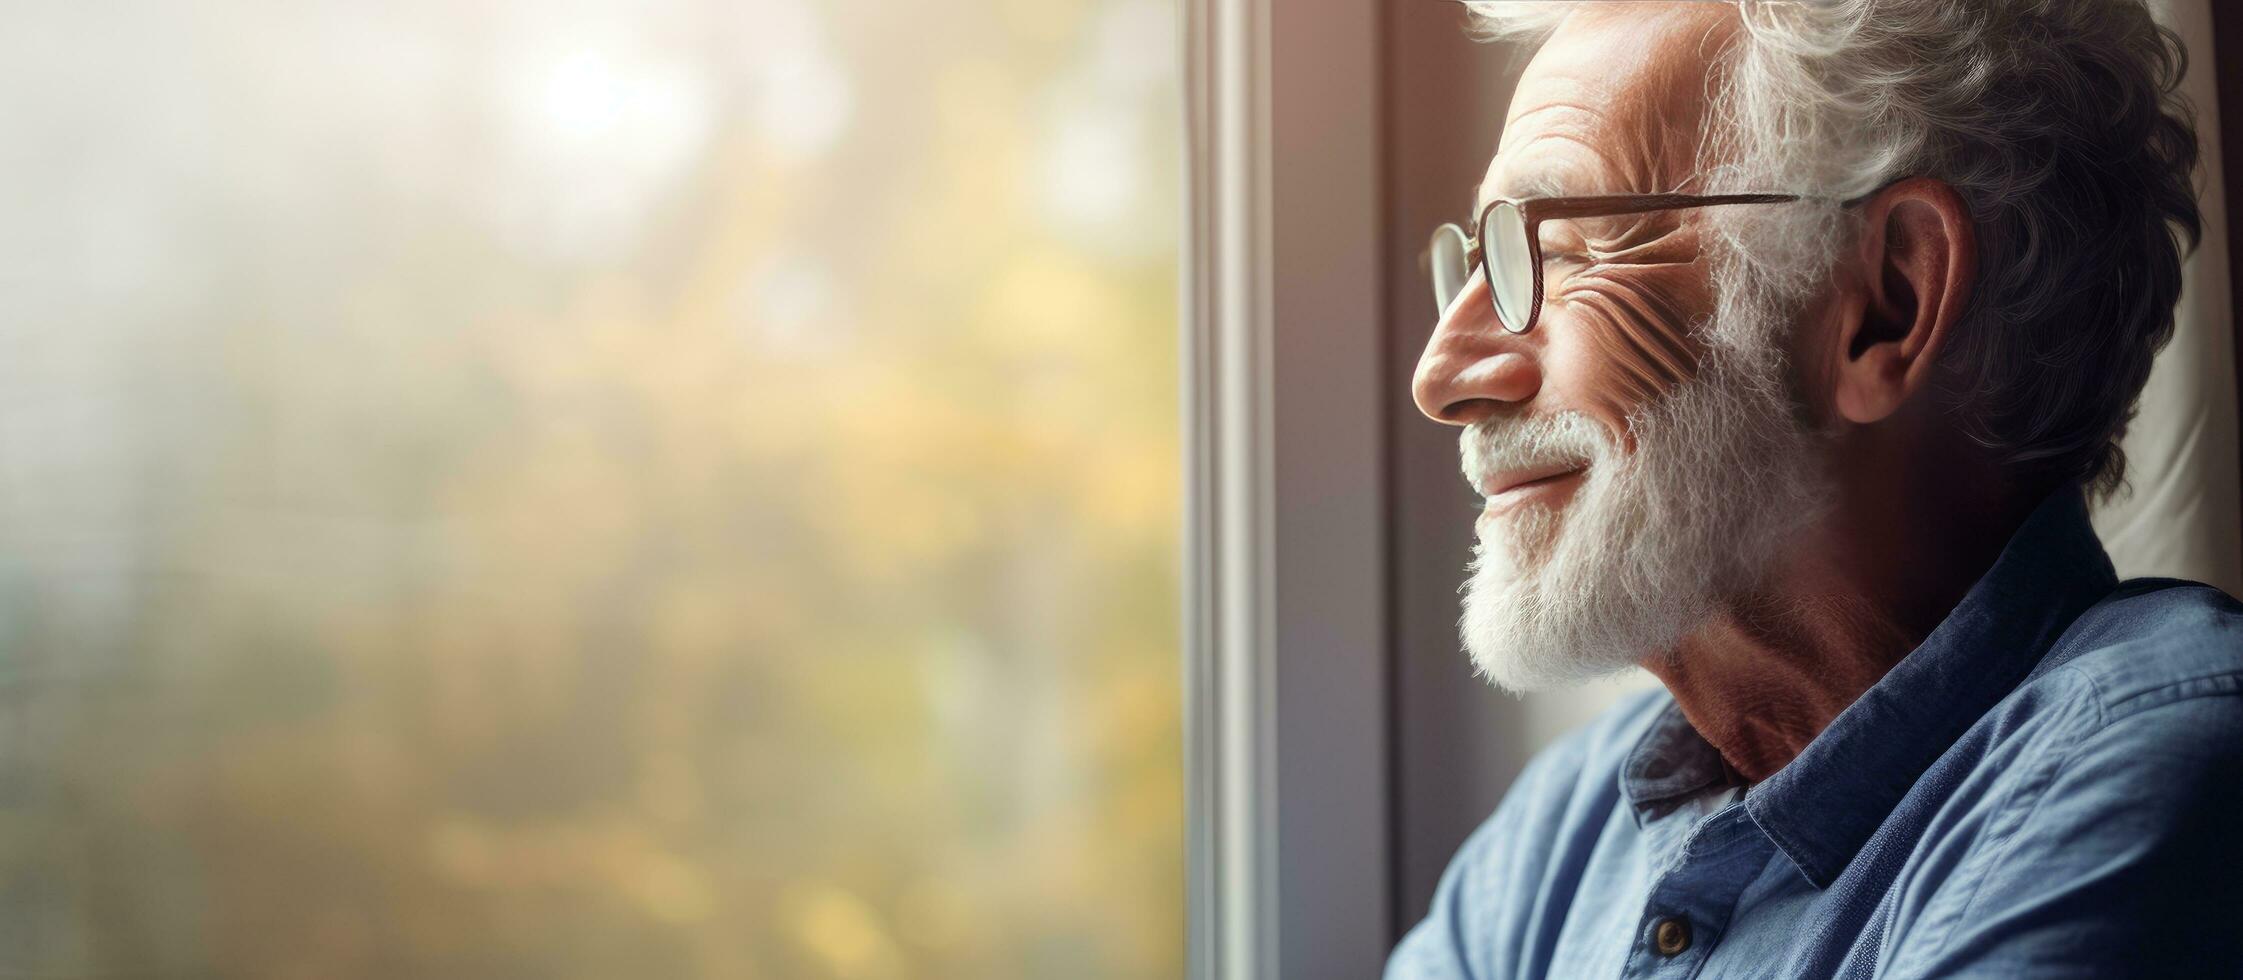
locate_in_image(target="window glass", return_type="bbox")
[0,1,1182,976]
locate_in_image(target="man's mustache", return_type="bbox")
[1461,411,1609,494]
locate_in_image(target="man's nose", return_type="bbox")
[1412,283,1543,425]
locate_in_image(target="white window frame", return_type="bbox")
[1183,0,1389,974]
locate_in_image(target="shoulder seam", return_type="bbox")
[2052,663,2111,729]
[2103,672,2243,716]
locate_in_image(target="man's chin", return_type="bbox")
[1459,535,1651,694]
[1462,609,1641,695]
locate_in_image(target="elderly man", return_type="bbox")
[1390,1,2243,977]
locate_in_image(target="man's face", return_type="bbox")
[1416,8,1833,690]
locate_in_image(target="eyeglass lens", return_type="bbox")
[1428,223,1471,316]
[1484,202,1532,334]
[1427,202,1536,334]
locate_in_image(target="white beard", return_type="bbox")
[1458,312,1832,693]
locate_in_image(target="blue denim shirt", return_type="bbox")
[1388,490,2243,979]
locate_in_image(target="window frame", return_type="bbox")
[1183,0,1390,974]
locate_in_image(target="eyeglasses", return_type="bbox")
[1428,192,1805,334]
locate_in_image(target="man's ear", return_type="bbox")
[1830,177,1977,424]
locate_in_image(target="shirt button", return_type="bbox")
[1653,917,1692,956]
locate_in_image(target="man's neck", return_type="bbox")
[1643,482,2038,784]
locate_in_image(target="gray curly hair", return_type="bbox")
[1468,0,2202,497]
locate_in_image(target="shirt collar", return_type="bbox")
[1621,699,1736,820]
[1744,487,2116,887]
[1614,488,2117,885]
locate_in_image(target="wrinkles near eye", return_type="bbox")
[1549,268,1703,419]
[1594,234,1698,266]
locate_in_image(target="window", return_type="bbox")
[0,1,1183,976]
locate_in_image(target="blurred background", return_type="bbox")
[0,1,1184,977]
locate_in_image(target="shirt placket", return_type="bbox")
[1619,802,1776,980]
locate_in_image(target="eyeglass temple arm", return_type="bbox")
[1521,192,1799,222]
[1517,188,1889,223]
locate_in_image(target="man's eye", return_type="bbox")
[1537,227,1596,269]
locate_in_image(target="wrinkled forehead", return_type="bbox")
[1484,5,1740,202]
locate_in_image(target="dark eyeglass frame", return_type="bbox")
[1432,192,1816,334]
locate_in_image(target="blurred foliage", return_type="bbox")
[0,0,1181,977]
